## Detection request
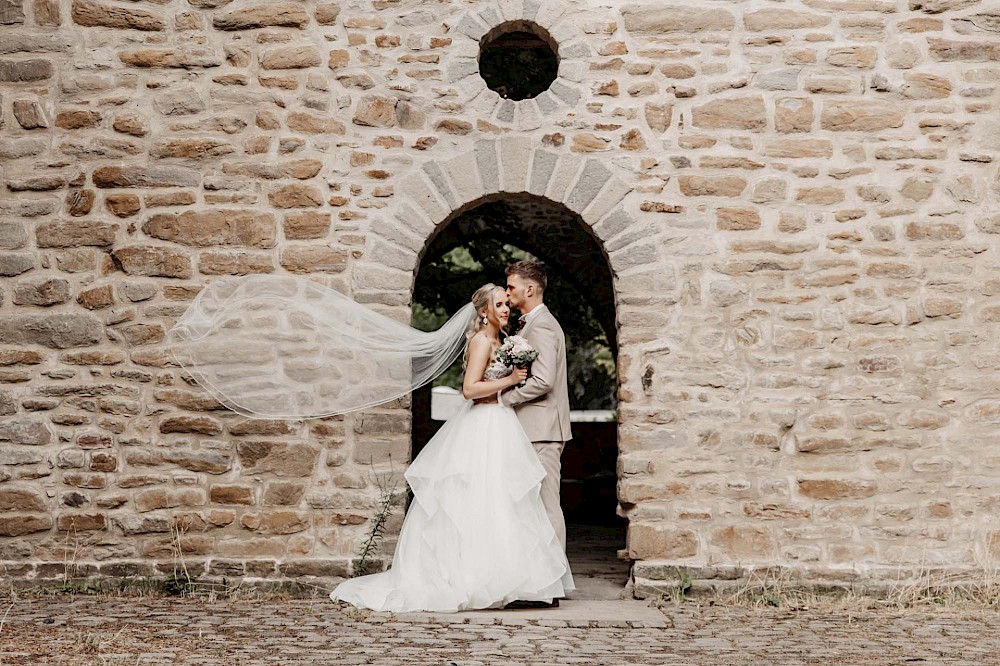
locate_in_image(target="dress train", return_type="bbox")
[330,401,574,613]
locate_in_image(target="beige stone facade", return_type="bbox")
[1,0,999,594]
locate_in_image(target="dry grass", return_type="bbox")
[679,562,1000,613]
[647,545,1000,615]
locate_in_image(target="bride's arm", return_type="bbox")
[462,335,524,400]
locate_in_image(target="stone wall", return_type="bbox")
[1,0,999,593]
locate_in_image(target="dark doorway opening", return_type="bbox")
[478,21,559,101]
[412,194,627,598]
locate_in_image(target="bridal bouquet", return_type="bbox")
[495,335,538,386]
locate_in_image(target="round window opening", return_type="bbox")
[478,21,559,101]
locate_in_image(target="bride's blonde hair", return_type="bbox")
[463,283,503,365]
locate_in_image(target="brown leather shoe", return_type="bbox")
[504,599,559,609]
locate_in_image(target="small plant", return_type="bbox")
[162,517,201,596]
[654,567,694,605]
[352,457,406,578]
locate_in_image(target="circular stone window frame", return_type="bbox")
[478,20,560,103]
[446,1,589,131]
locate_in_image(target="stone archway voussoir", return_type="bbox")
[563,159,613,217]
[543,153,585,205]
[447,57,478,84]
[351,261,414,293]
[608,240,660,274]
[394,203,436,239]
[498,137,534,194]
[375,213,426,254]
[474,139,502,194]
[528,149,559,198]
[559,40,594,60]
[547,21,581,49]
[454,12,489,41]
[400,172,450,227]
[582,177,634,227]
[453,71,487,101]
[476,5,503,32]
[593,205,636,245]
[442,152,486,210]
[421,162,460,212]
[468,87,502,118]
[368,237,418,273]
[534,1,566,29]
[497,0,524,22]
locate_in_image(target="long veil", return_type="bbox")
[167,275,475,420]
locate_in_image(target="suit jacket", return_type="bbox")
[501,306,572,443]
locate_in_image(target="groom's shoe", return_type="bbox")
[504,599,559,609]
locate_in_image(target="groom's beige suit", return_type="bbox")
[501,304,571,550]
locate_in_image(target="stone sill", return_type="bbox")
[0,557,388,599]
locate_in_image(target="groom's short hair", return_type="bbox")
[506,260,547,291]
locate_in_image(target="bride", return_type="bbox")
[330,284,574,612]
[169,278,573,613]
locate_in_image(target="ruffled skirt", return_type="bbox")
[330,402,574,613]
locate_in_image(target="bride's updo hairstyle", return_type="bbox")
[463,283,503,366]
[467,283,500,340]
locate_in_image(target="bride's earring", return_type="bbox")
[481,316,488,326]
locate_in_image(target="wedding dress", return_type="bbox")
[330,361,575,613]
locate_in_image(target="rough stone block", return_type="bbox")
[268,184,323,208]
[692,96,766,131]
[287,111,345,135]
[13,277,69,306]
[0,487,46,511]
[213,3,308,30]
[628,523,698,560]
[118,49,222,69]
[0,315,102,349]
[238,441,320,477]
[240,510,310,534]
[0,59,52,82]
[0,515,52,537]
[621,4,734,33]
[93,166,199,188]
[928,38,1000,62]
[279,246,348,274]
[144,210,276,248]
[71,0,163,30]
[159,416,223,435]
[797,478,878,500]
[135,488,206,513]
[112,246,192,279]
[56,512,106,531]
[821,100,906,131]
[679,176,747,197]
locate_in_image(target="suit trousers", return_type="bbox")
[532,440,566,551]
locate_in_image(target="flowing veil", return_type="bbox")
[167,275,475,420]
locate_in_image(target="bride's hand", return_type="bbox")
[509,368,528,386]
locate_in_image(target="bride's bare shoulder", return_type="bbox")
[467,332,491,352]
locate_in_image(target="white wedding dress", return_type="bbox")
[330,361,575,613]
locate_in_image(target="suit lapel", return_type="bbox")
[517,314,535,338]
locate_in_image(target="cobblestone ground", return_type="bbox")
[1,596,998,665]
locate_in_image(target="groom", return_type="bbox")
[502,260,572,558]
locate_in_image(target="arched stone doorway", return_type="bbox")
[411,192,627,598]
[355,138,638,595]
